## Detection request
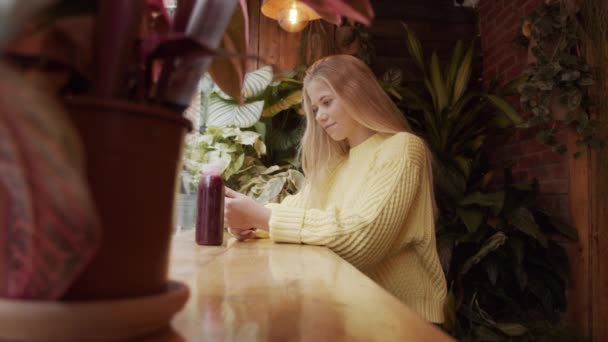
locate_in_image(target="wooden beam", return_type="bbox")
[567,116,608,341]
[254,6,303,72]
[589,109,608,342]
[568,32,608,340]
[567,129,592,336]
[247,0,262,71]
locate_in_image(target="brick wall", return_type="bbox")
[478,0,570,219]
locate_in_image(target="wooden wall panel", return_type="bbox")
[372,0,476,23]
[566,40,608,341]
[277,24,302,70]
[249,0,477,76]
[568,117,608,341]
[246,0,261,72]
[589,105,608,342]
[567,132,592,335]
[368,0,478,84]
[247,0,302,72]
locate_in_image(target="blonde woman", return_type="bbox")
[223,54,447,324]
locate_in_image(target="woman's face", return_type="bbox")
[307,78,366,145]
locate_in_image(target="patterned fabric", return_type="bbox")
[266,132,448,322]
[0,64,101,299]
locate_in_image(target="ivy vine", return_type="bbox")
[516,1,603,157]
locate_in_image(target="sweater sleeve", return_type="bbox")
[254,186,310,239]
[266,157,423,270]
[275,184,309,208]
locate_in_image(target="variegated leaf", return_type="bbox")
[242,65,273,98]
[206,96,263,128]
[238,130,261,145]
[262,90,302,118]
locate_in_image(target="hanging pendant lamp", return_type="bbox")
[261,0,321,33]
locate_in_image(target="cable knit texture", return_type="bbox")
[265,132,448,323]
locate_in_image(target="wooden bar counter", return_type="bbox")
[164,230,454,341]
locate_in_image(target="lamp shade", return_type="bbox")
[261,0,321,21]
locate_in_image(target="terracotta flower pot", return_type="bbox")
[62,96,191,300]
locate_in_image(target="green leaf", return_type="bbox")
[382,68,403,86]
[473,325,504,341]
[510,208,548,247]
[402,23,425,71]
[434,162,467,198]
[262,90,302,118]
[485,257,498,285]
[242,65,274,98]
[509,236,525,265]
[399,86,432,112]
[549,217,578,240]
[442,291,457,333]
[491,111,513,129]
[384,85,402,100]
[204,150,232,174]
[484,94,523,125]
[253,138,266,157]
[430,51,449,113]
[451,41,474,103]
[453,156,472,179]
[287,169,305,190]
[496,323,528,337]
[436,234,455,275]
[229,152,245,178]
[253,121,266,139]
[461,232,507,275]
[459,191,505,215]
[446,40,465,98]
[206,96,263,128]
[238,130,261,145]
[456,206,484,233]
[262,165,281,175]
[424,77,438,113]
[447,91,477,120]
[502,74,529,97]
[257,177,285,204]
[513,262,528,290]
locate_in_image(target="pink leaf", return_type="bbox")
[141,33,214,62]
[240,0,250,53]
[6,16,94,82]
[146,0,172,29]
[300,0,374,25]
[171,0,196,31]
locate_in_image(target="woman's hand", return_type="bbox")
[224,187,271,240]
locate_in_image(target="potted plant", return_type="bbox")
[0,0,374,339]
[178,65,305,228]
[515,1,599,155]
[388,26,581,340]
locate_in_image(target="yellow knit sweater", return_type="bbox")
[265,132,448,323]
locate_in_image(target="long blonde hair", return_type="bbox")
[300,55,437,215]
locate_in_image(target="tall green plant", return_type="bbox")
[392,24,523,201]
[257,67,306,167]
[390,26,581,340]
